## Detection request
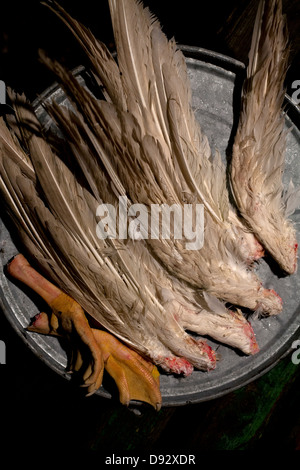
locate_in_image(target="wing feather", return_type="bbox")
[230,0,297,274]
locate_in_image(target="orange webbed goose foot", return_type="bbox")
[27,311,105,393]
[92,329,161,410]
[29,313,162,408]
[7,253,104,390]
[7,254,162,410]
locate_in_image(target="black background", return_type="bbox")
[1,0,299,100]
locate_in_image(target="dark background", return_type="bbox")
[0,0,300,454]
[1,0,299,99]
